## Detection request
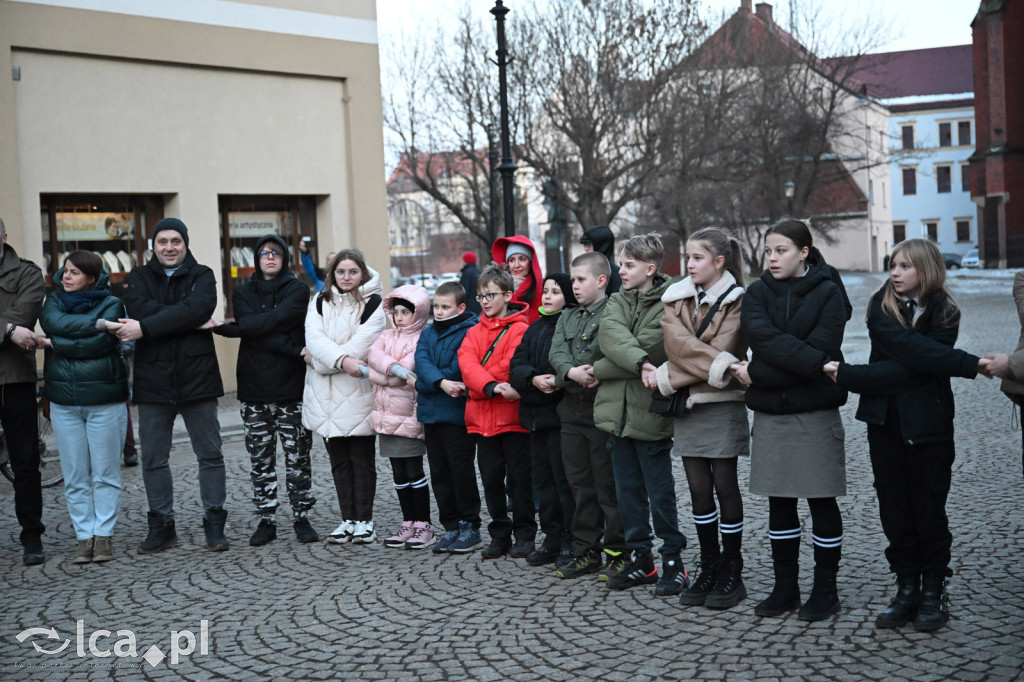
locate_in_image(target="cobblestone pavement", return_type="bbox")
[2,272,1022,681]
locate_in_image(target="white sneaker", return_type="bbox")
[351,520,376,544]
[327,520,354,544]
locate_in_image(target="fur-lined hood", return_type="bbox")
[662,271,743,306]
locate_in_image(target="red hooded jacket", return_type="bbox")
[457,302,530,436]
[492,235,543,324]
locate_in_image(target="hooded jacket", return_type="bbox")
[213,234,309,404]
[0,245,45,386]
[367,285,431,439]
[415,311,478,425]
[301,267,386,438]
[509,308,565,431]
[582,225,622,294]
[741,250,848,415]
[458,302,530,436]
[40,267,129,407]
[594,274,676,440]
[124,250,224,405]
[654,271,747,408]
[492,236,543,324]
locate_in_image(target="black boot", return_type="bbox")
[203,509,230,551]
[798,566,841,621]
[754,562,801,617]
[913,573,949,632]
[705,554,746,609]
[138,511,177,554]
[678,551,720,606]
[875,573,921,628]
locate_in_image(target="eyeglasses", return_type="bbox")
[475,291,507,303]
[258,250,282,259]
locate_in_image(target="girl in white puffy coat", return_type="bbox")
[302,249,385,545]
[366,285,435,549]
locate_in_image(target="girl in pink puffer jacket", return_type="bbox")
[366,284,435,549]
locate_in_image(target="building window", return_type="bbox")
[961,163,970,192]
[893,223,906,244]
[901,125,914,149]
[956,219,971,242]
[938,122,952,147]
[957,120,972,146]
[902,167,917,195]
[936,165,952,193]
[925,221,939,241]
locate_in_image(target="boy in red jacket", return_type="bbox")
[457,264,535,559]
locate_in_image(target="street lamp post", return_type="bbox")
[784,180,795,216]
[487,126,499,247]
[491,0,517,238]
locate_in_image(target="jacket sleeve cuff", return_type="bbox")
[708,352,739,389]
[655,363,675,396]
[484,382,498,398]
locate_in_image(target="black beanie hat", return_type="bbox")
[545,272,578,308]
[152,217,189,247]
[390,296,415,313]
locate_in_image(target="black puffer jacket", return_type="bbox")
[582,225,622,295]
[213,234,309,404]
[837,286,979,445]
[741,251,849,414]
[509,310,564,431]
[124,251,224,405]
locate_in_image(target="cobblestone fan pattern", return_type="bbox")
[2,273,1022,680]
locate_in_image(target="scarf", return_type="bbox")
[57,287,109,314]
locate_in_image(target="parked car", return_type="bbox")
[960,248,980,269]
[408,274,439,290]
[438,272,460,283]
[941,252,962,270]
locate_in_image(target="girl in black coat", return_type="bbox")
[737,219,851,622]
[826,239,986,633]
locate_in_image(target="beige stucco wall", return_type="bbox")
[0,0,387,391]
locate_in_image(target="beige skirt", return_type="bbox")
[671,401,750,459]
[749,409,846,498]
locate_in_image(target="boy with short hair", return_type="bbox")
[548,251,628,579]
[595,232,687,595]
[457,265,535,559]
[414,282,483,553]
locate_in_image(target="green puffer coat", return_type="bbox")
[594,274,675,440]
[40,269,129,407]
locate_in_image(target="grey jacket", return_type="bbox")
[0,245,45,385]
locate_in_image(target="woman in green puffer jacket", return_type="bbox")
[39,251,129,564]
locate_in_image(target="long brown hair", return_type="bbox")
[688,227,744,284]
[320,248,371,307]
[880,239,958,327]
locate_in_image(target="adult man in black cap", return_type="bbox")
[117,217,229,553]
[580,225,621,294]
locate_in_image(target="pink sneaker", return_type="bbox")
[405,521,436,550]
[384,522,415,548]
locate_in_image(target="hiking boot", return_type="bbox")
[679,553,720,606]
[249,519,277,547]
[203,509,230,551]
[350,520,376,544]
[449,522,484,553]
[384,522,415,548]
[481,539,511,560]
[433,528,461,554]
[138,512,177,554]
[293,518,320,544]
[656,557,689,596]
[92,536,114,562]
[556,548,602,579]
[509,539,535,559]
[526,546,560,567]
[554,546,574,568]
[598,550,630,581]
[705,555,746,609]
[608,552,659,591]
[327,520,354,544]
[913,573,949,633]
[797,566,840,621]
[73,538,94,564]
[755,562,801,617]
[875,573,921,629]
[405,522,436,550]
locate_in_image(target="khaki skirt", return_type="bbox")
[671,401,750,459]
[749,408,846,498]
[378,434,425,459]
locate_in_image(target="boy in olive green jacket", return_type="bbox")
[595,233,687,597]
[548,252,627,580]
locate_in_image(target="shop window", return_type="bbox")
[893,223,906,244]
[938,122,952,147]
[956,220,971,242]
[40,194,163,291]
[936,165,952,193]
[218,195,318,318]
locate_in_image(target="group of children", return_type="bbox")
[295,223,986,634]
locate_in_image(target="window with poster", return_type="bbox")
[39,194,164,294]
[218,195,318,318]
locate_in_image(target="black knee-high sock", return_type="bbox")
[720,517,743,559]
[809,497,843,572]
[394,483,413,521]
[692,506,720,557]
[768,497,801,567]
[410,474,431,523]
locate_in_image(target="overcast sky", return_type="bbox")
[377,0,979,53]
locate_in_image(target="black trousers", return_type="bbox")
[867,399,955,575]
[1,382,44,543]
[476,432,535,544]
[325,435,377,522]
[424,423,480,531]
[531,426,574,551]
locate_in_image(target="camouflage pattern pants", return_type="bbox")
[242,401,314,516]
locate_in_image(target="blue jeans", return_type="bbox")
[608,435,685,559]
[51,402,126,539]
[138,400,225,518]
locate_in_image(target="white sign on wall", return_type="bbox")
[55,213,134,241]
[227,212,285,238]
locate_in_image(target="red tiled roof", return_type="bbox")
[691,4,814,69]
[833,45,973,100]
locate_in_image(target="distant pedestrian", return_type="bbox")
[459,252,481,315]
[827,239,988,632]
